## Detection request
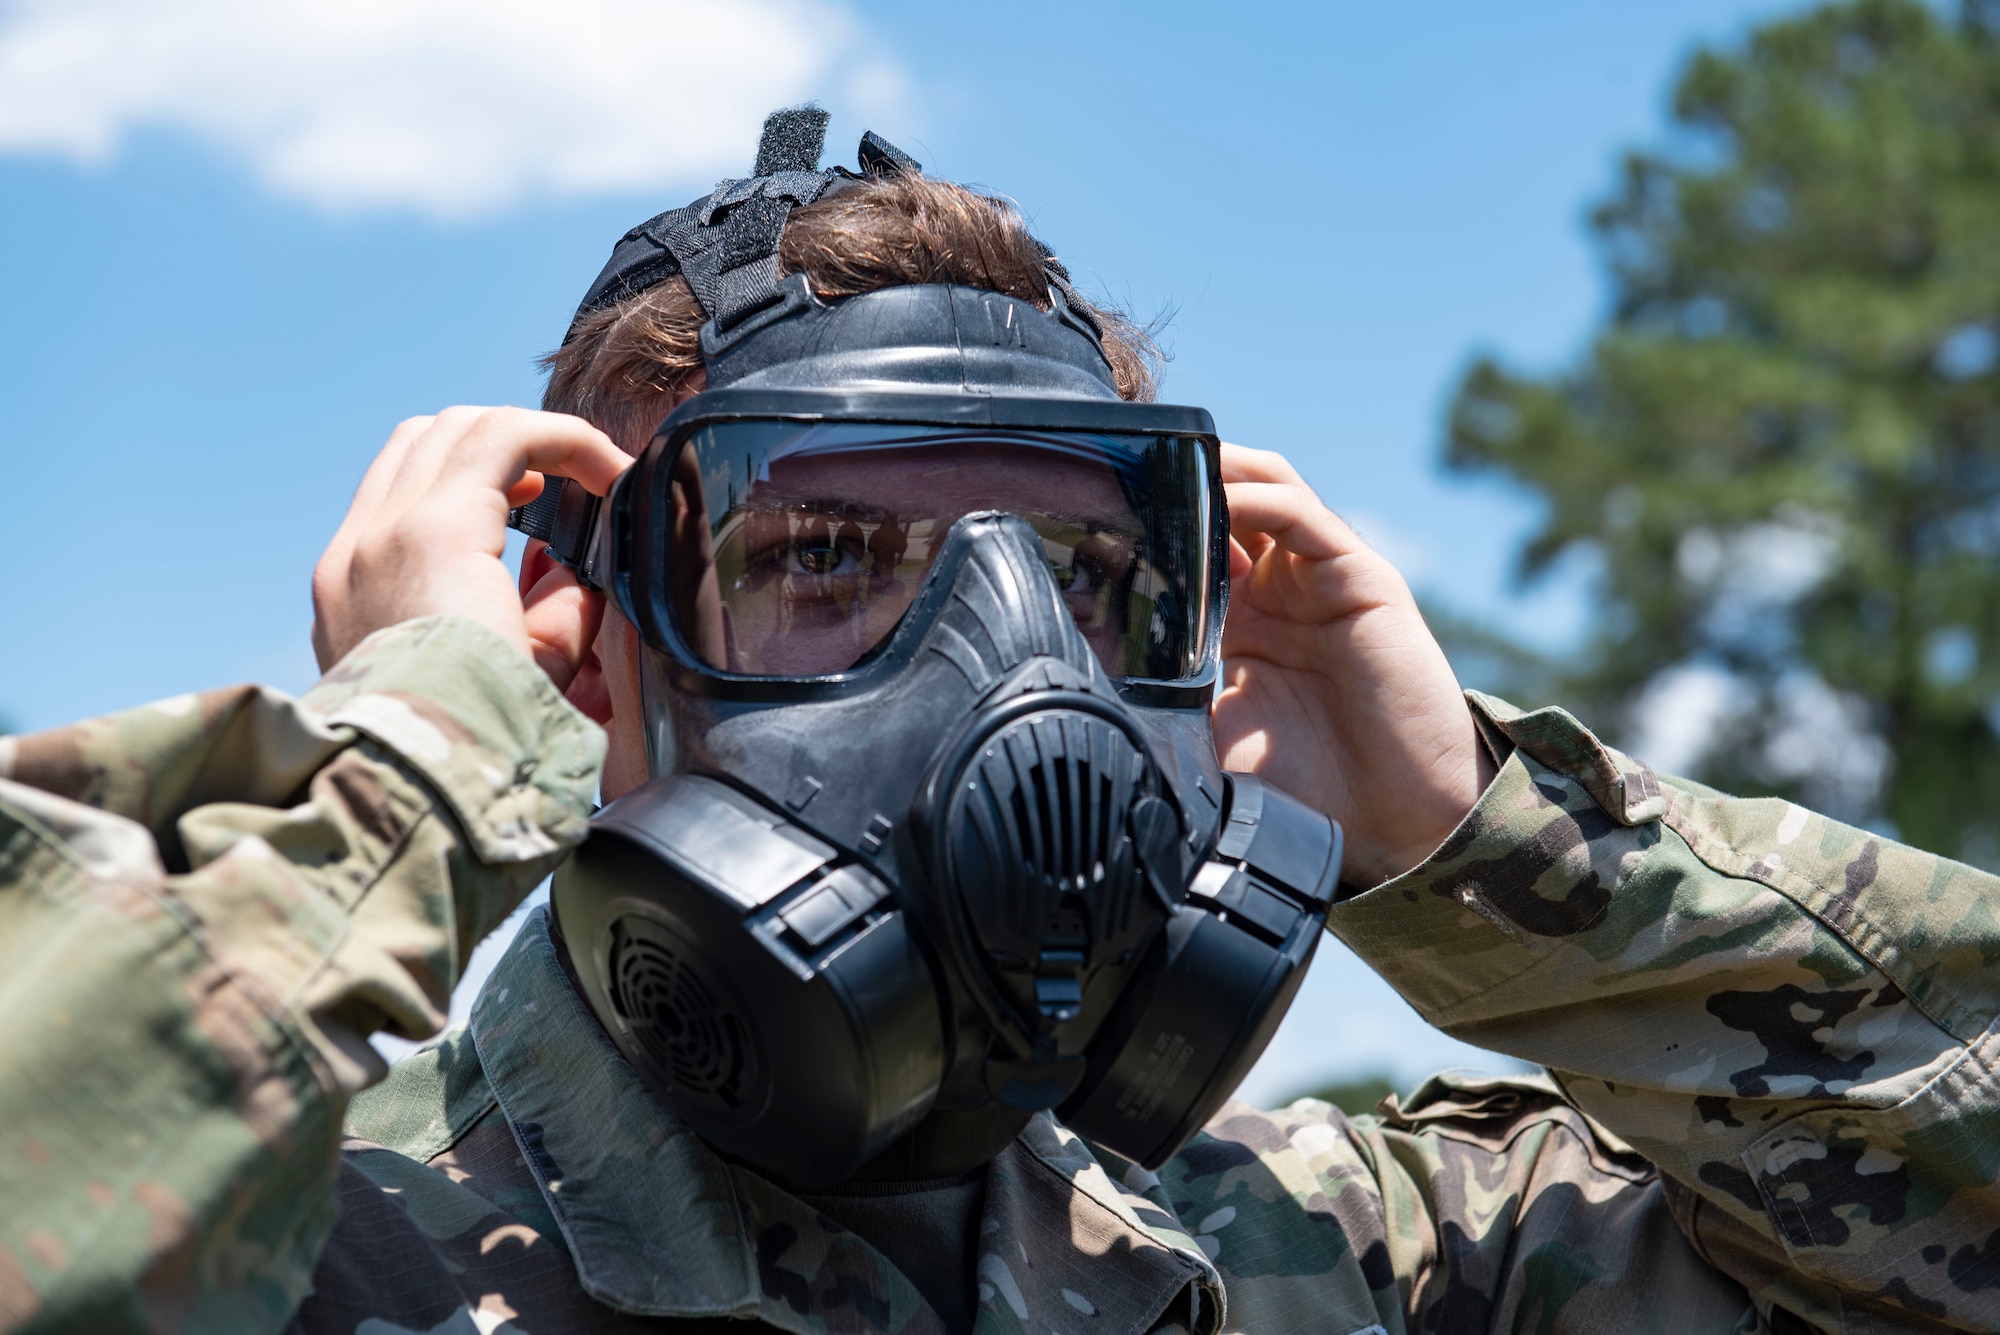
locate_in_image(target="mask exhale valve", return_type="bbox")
[917,686,1186,1114]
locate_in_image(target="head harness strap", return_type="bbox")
[567,107,880,342]
[563,107,1099,348]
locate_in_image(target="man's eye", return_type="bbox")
[795,541,856,576]
[1049,552,1107,595]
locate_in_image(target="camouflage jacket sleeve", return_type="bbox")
[0,616,604,1334]
[1325,690,2000,1332]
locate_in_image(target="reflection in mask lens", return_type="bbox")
[664,423,1211,680]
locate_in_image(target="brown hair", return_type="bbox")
[542,174,1160,449]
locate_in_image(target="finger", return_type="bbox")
[506,470,546,509]
[1226,486,1413,628]
[1230,524,1275,563]
[314,415,442,669]
[391,409,625,533]
[413,414,629,568]
[369,407,618,566]
[395,409,626,551]
[1227,533,1256,582]
[344,415,437,527]
[320,414,436,571]
[445,407,630,498]
[327,408,501,623]
[1223,482,1367,563]
[521,560,606,693]
[428,417,624,563]
[372,405,498,527]
[1219,441,1312,490]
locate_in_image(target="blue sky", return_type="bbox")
[0,0,1804,1100]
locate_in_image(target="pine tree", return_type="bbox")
[1447,0,2000,862]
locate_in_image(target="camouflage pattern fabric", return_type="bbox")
[1327,691,2000,1332]
[0,617,603,1332]
[305,694,1997,1334]
[1,619,1995,1332]
[320,910,1212,1335]
[313,907,1751,1335]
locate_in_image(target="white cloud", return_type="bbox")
[1624,661,1751,777]
[1623,660,1889,820]
[0,0,911,218]
[1676,516,1839,606]
[1761,669,1889,820]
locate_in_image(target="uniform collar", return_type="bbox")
[470,909,1222,1335]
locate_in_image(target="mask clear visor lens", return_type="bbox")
[662,421,1213,681]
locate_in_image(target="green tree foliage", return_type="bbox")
[1446,0,2000,862]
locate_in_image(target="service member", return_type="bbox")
[0,113,1992,1335]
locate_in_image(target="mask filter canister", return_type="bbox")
[554,778,945,1186]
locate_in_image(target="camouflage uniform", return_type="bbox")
[0,615,1994,1333]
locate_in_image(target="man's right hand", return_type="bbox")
[311,407,629,693]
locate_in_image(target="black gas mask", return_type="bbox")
[514,110,1342,1189]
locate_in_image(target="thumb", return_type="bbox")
[521,560,605,694]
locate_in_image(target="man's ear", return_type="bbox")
[519,539,615,726]
[519,538,559,600]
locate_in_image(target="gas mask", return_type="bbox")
[514,110,1342,1188]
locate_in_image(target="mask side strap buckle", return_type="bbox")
[508,477,606,592]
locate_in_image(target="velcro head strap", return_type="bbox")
[561,108,1091,365]
[509,476,606,590]
[675,168,838,328]
[566,107,875,342]
[858,130,920,177]
[755,106,834,174]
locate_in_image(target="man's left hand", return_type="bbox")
[1214,443,1494,889]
